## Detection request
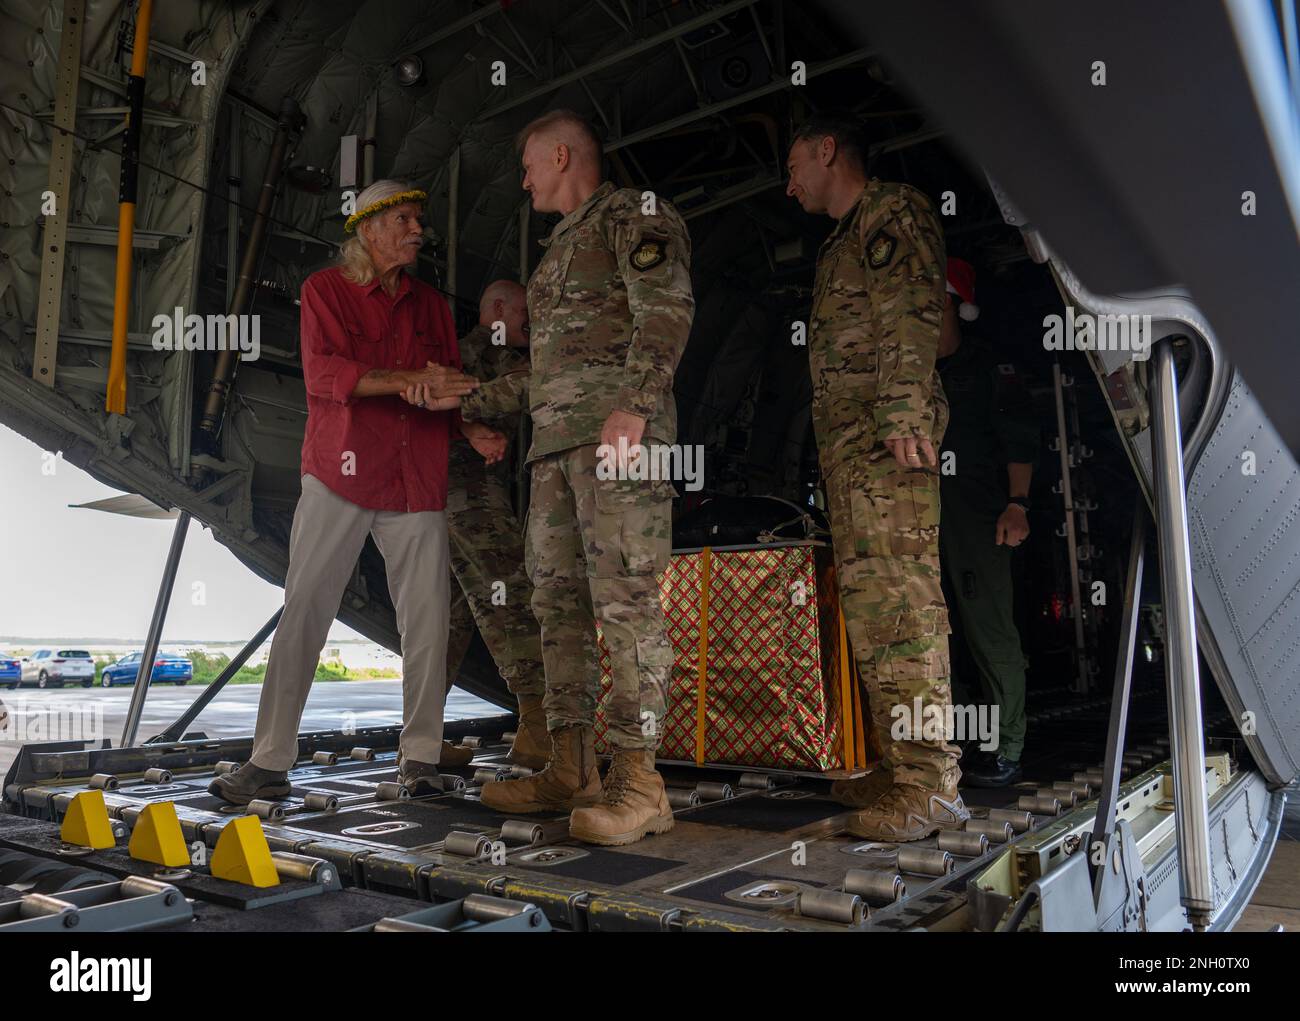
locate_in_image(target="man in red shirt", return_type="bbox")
[212,180,505,804]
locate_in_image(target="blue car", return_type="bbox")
[1,654,20,688]
[100,651,193,687]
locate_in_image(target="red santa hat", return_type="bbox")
[946,257,980,321]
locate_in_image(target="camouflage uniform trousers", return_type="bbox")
[525,443,674,751]
[824,428,960,791]
[445,470,546,700]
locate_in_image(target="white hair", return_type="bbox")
[338,179,421,286]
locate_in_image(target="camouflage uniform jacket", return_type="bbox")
[809,180,948,474]
[461,181,694,463]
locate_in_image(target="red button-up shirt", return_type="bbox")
[299,265,461,512]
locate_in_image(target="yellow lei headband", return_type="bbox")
[344,189,428,234]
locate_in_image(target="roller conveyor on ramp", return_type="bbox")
[1,717,1283,932]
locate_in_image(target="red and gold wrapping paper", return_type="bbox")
[594,543,869,772]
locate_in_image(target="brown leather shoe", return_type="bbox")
[481,725,602,814]
[397,743,473,770]
[440,742,474,767]
[846,782,970,842]
[829,766,894,808]
[507,693,548,771]
[568,748,674,847]
[208,762,290,806]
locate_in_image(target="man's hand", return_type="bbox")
[995,503,1030,546]
[402,362,479,410]
[411,361,478,398]
[461,421,508,465]
[600,410,647,471]
[402,362,479,411]
[884,434,937,469]
[401,382,457,410]
[354,363,476,403]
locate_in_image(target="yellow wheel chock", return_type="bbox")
[61,789,116,849]
[127,801,190,867]
[211,815,280,888]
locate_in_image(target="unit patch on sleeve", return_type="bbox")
[866,228,897,269]
[630,237,667,271]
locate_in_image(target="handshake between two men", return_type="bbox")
[399,360,652,472]
[402,361,509,466]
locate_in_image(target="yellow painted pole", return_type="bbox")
[106,0,153,414]
[837,607,854,771]
[693,547,713,766]
[851,657,867,768]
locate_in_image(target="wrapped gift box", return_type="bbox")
[594,542,870,772]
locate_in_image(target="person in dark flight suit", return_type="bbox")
[936,258,1038,787]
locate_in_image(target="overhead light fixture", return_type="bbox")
[396,55,424,86]
[720,54,754,90]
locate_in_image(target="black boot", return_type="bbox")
[962,753,1022,788]
[208,762,291,805]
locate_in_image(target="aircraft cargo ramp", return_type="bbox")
[2,692,1283,933]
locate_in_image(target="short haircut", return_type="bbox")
[515,108,603,163]
[479,279,526,317]
[792,114,869,172]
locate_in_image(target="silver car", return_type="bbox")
[18,649,96,689]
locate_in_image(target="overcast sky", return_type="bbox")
[0,423,364,643]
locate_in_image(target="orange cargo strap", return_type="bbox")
[837,606,855,771]
[694,546,713,766]
[851,654,867,769]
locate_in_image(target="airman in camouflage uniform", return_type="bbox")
[787,115,968,841]
[444,290,548,770]
[460,111,693,847]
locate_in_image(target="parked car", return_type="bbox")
[18,648,95,688]
[99,651,193,687]
[0,654,21,688]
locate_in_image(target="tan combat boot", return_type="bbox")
[845,778,970,842]
[568,748,674,847]
[480,725,602,814]
[829,764,894,809]
[507,693,548,771]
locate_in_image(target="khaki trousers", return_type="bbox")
[250,474,450,771]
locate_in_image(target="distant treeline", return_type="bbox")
[185,650,399,684]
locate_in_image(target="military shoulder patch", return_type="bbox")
[866,227,897,269]
[630,236,667,271]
